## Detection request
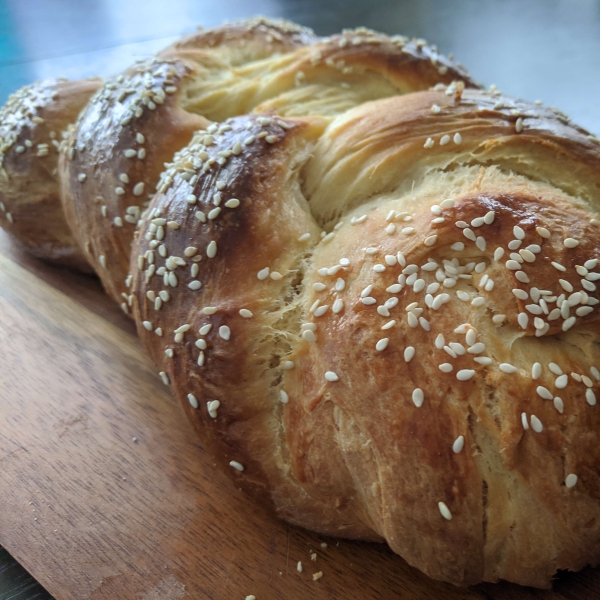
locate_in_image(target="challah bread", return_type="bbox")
[0,78,101,270]
[59,17,477,311]
[129,88,600,587]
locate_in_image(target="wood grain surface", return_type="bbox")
[1,229,600,599]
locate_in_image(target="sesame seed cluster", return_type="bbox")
[55,17,474,306]
[0,77,101,268]
[129,81,600,587]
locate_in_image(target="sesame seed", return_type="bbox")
[424,137,434,148]
[314,305,329,317]
[564,238,579,248]
[431,104,441,114]
[506,260,520,270]
[555,374,568,388]
[517,313,529,329]
[206,241,217,258]
[439,363,453,373]
[531,363,542,379]
[332,299,344,313]
[533,226,550,239]
[565,474,578,488]
[325,371,339,382]
[536,386,553,400]
[468,342,485,354]
[499,363,518,373]
[562,316,576,331]
[451,242,465,251]
[549,363,563,375]
[586,388,597,406]
[207,400,220,418]
[202,307,217,315]
[424,235,438,247]
[412,388,424,407]
[452,435,465,453]
[520,249,536,263]
[438,502,452,520]
[229,461,244,472]
[508,240,522,251]
[463,228,476,241]
[361,297,376,305]
[474,357,493,365]
[440,134,450,146]
[376,338,389,351]
[513,226,525,240]
[554,397,564,413]
[456,369,476,381]
[404,346,415,362]
[530,415,543,432]
[515,117,524,133]
[303,330,317,342]
[187,393,199,409]
[512,288,528,300]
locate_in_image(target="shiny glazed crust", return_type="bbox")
[0,78,101,270]
[130,89,600,587]
[59,18,477,310]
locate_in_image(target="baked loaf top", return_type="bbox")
[130,87,600,587]
[0,78,101,269]
[59,17,476,310]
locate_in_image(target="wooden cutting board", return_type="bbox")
[1,230,599,600]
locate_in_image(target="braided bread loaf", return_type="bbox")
[128,88,600,587]
[2,16,600,589]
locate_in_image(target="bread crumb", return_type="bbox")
[245,596,256,600]
[320,542,327,548]
[297,561,303,572]
[310,552,317,561]
[312,571,323,581]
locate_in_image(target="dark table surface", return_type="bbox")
[1,1,600,598]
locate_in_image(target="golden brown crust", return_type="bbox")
[0,78,101,270]
[129,89,600,587]
[59,59,209,310]
[60,18,477,310]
